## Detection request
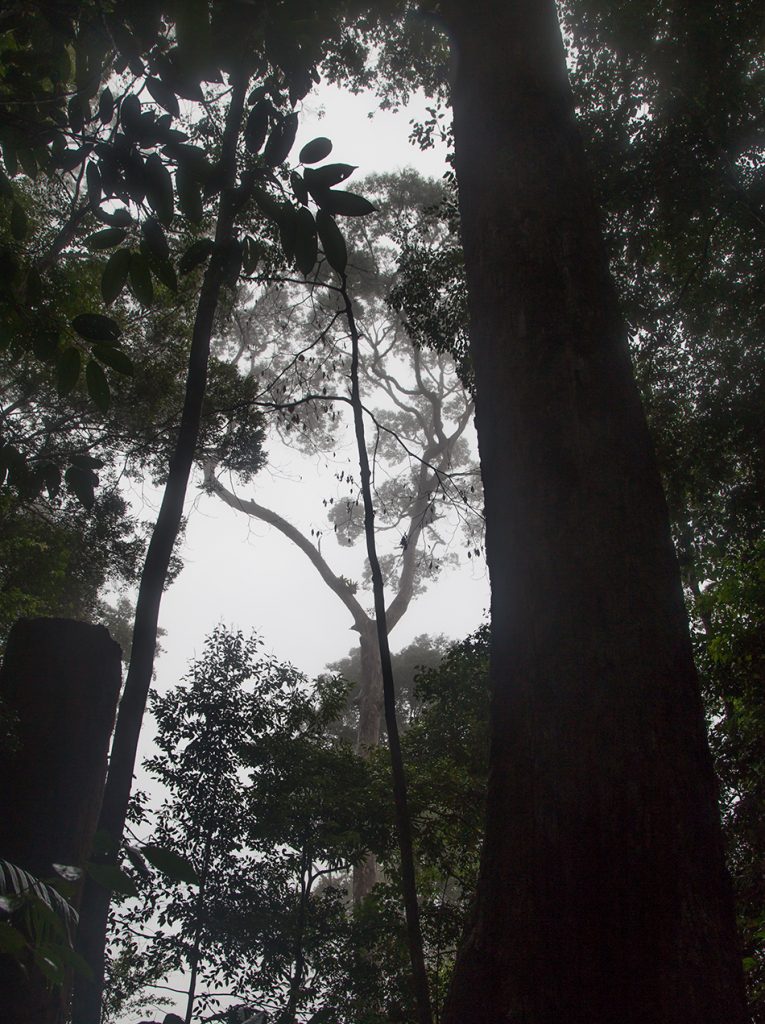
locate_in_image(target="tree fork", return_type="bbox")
[439,1,747,1022]
[342,280,432,1024]
[71,74,249,1024]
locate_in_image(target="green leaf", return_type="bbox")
[244,100,270,155]
[86,162,101,208]
[85,862,137,897]
[278,205,298,262]
[176,165,203,222]
[119,94,142,137]
[92,344,134,376]
[144,153,174,226]
[149,255,178,294]
[64,465,96,508]
[179,238,214,274]
[86,359,110,412]
[67,94,84,134]
[140,217,169,260]
[72,313,121,343]
[299,137,333,164]
[98,87,114,124]
[319,190,376,218]
[141,845,199,885]
[294,207,318,276]
[10,201,27,241]
[263,112,298,166]
[56,348,81,396]
[316,210,347,274]
[129,252,153,306]
[146,77,180,118]
[86,227,127,250]
[101,248,131,305]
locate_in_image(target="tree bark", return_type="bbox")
[0,618,121,1024]
[440,2,748,1022]
[344,281,432,1024]
[71,76,248,1024]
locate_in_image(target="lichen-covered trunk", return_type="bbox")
[352,621,383,902]
[441,2,747,1022]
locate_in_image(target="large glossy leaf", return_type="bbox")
[129,251,154,306]
[86,162,101,208]
[86,227,127,250]
[92,345,134,377]
[98,87,114,124]
[299,137,333,164]
[72,313,121,343]
[263,112,298,166]
[316,210,347,274]
[146,76,180,118]
[101,248,131,304]
[56,348,81,396]
[85,862,137,897]
[141,845,199,885]
[144,153,174,225]
[141,217,169,260]
[179,238,214,274]
[304,163,356,193]
[294,207,318,276]
[176,165,204,223]
[319,190,376,217]
[245,100,269,155]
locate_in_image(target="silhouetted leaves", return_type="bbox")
[146,77,180,118]
[86,227,127,251]
[319,190,376,217]
[129,252,154,306]
[101,249,131,305]
[71,314,121,343]
[299,137,332,164]
[144,153,174,225]
[263,112,298,165]
[294,207,318,275]
[179,238,214,274]
[56,348,81,396]
[245,100,270,154]
[317,210,347,274]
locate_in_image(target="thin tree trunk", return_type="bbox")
[71,75,248,1024]
[343,280,432,1024]
[352,622,384,902]
[440,2,747,1022]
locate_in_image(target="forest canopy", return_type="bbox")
[0,2,762,1024]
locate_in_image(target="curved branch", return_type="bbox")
[202,461,369,629]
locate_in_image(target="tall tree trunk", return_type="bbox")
[440,3,747,1022]
[71,76,248,1024]
[0,619,121,1024]
[353,621,384,901]
[344,281,432,1024]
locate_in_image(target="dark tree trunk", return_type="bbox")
[440,2,748,1022]
[71,76,248,1024]
[0,618,121,1024]
[353,622,384,902]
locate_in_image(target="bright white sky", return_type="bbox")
[120,82,489,1022]
[132,83,488,698]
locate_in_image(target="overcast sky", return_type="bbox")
[120,81,489,1021]
[133,82,489,698]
